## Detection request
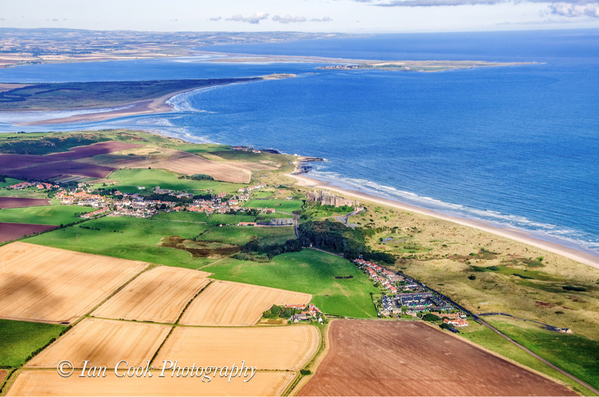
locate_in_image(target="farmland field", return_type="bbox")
[0,223,57,243]
[298,320,575,396]
[155,325,319,371]
[4,160,115,180]
[0,205,93,225]
[24,217,211,269]
[0,319,66,367]
[0,369,6,384]
[26,318,171,369]
[244,199,303,213]
[204,250,379,318]
[152,211,208,223]
[207,214,256,225]
[7,370,294,396]
[179,280,311,326]
[0,242,147,323]
[102,168,246,194]
[0,197,50,209]
[197,226,296,246]
[92,267,211,323]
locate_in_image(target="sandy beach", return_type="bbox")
[289,171,599,270]
[19,88,193,126]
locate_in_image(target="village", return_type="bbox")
[53,182,284,221]
[354,258,470,329]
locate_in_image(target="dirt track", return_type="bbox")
[298,320,576,396]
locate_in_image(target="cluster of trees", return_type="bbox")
[299,220,395,264]
[178,173,214,181]
[238,238,304,261]
[263,304,300,319]
[0,175,6,183]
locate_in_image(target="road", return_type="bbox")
[477,317,599,395]
[277,211,299,238]
[308,245,598,394]
[334,207,364,229]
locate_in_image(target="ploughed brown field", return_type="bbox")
[7,370,294,396]
[0,223,56,243]
[26,318,171,369]
[0,197,51,209]
[0,242,147,323]
[0,141,141,180]
[154,325,319,371]
[179,280,312,326]
[91,267,211,323]
[0,369,8,384]
[298,320,576,396]
[4,160,115,180]
[80,147,253,183]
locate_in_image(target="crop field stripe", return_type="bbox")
[174,279,214,325]
[0,242,149,324]
[25,318,172,370]
[179,281,312,327]
[90,267,211,324]
[153,326,319,372]
[7,369,296,396]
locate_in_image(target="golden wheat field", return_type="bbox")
[91,267,211,323]
[179,280,311,326]
[154,325,319,371]
[26,318,171,369]
[7,370,295,396]
[0,242,147,324]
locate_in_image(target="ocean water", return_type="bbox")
[0,29,597,255]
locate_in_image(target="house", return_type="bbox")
[238,222,257,226]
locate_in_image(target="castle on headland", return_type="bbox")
[307,190,357,208]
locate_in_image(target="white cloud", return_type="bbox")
[226,11,269,24]
[549,2,599,16]
[310,16,334,22]
[272,15,307,23]
[209,16,222,21]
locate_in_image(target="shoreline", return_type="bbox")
[287,170,599,270]
[16,86,202,126]
[11,74,295,126]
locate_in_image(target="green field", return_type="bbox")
[244,199,303,213]
[198,225,296,246]
[0,178,23,189]
[207,214,256,225]
[24,217,211,269]
[152,211,208,223]
[0,187,50,199]
[101,169,230,194]
[256,211,295,220]
[0,205,92,225]
[204,249,379,318]
[484,317,599,390]
[0,320,66,367]
[459,321,595,395]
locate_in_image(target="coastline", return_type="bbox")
[12,74,295,126]
[17,86,199,126]
[287,170,599,270]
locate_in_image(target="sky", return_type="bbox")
[0,0,598,33]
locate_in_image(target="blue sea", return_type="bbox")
[0,29,597,256]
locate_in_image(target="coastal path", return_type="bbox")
[477,312,565,332]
